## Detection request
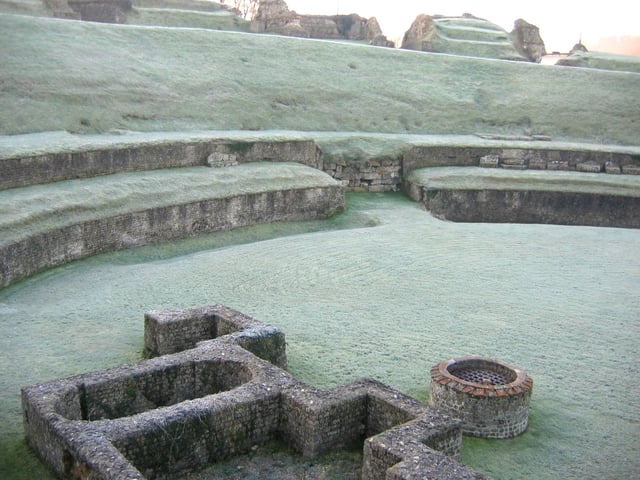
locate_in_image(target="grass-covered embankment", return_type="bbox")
[1,13,639,144]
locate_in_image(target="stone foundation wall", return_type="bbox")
[67,0,132,23]
[324,157,403,192]
[22,305,479,480]
[144,304,288,369]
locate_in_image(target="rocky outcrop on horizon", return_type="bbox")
[250,0,393,46]
[510,18,546,62]
[401,13,534,62]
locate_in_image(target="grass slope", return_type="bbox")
[1,14,639,144]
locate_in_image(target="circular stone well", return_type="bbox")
[429,356,533,439]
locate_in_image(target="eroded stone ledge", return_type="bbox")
[0,139,322,190]
[405,167,640,228]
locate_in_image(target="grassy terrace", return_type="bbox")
[407,167,640,196]
[0,162,337,244]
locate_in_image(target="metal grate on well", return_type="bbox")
[451,367,509,386]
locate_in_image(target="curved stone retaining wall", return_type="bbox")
[422,188,640,228]
[3,137,637,192]
[0,139,322,190]
[0,185,344,289]
[405,166,640,228]
[2,135,639,289]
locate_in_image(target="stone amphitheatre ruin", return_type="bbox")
[8,132,640,480]
[1,1,640,479]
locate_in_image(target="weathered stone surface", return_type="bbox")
[67,0,132,23]
[406,167,640,228]
[510,18,547,63]
[425,188,640,228]
[23,304,477,480]
[250,0,386,43]
[44,0,81,19]
[479,154,500,168]
[370,33,395,48]
[400,14,434,51]
[401,14,527,61]
[0,139,322,190]
[0,165,344,288]
[403,144,640,178]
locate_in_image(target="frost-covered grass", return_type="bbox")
[407,166,640,196]
[1,13,639,144]
[1,193,638,480]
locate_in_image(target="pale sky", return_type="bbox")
[285,0,640,54]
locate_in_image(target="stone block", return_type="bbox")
[528,156,547,170]
[576,162,603,173]
[622,165,640,175]
[207,152,238,168]
[605,162,621,174]
[479,154,500,168]
[547,160,570,171]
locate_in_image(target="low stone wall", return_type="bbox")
[67,0,132,23]
[144,304,288,369]
[0,139,322,190]
[403,144,640,175]
[22,305,483,480]
[421,188,640,228]
[324,157,403,192]
[0,183,344,289]
[0,137,407,192]
[4,137,636,193]
[3,136,639,288]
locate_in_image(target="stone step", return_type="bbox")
[0,162,344,288]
